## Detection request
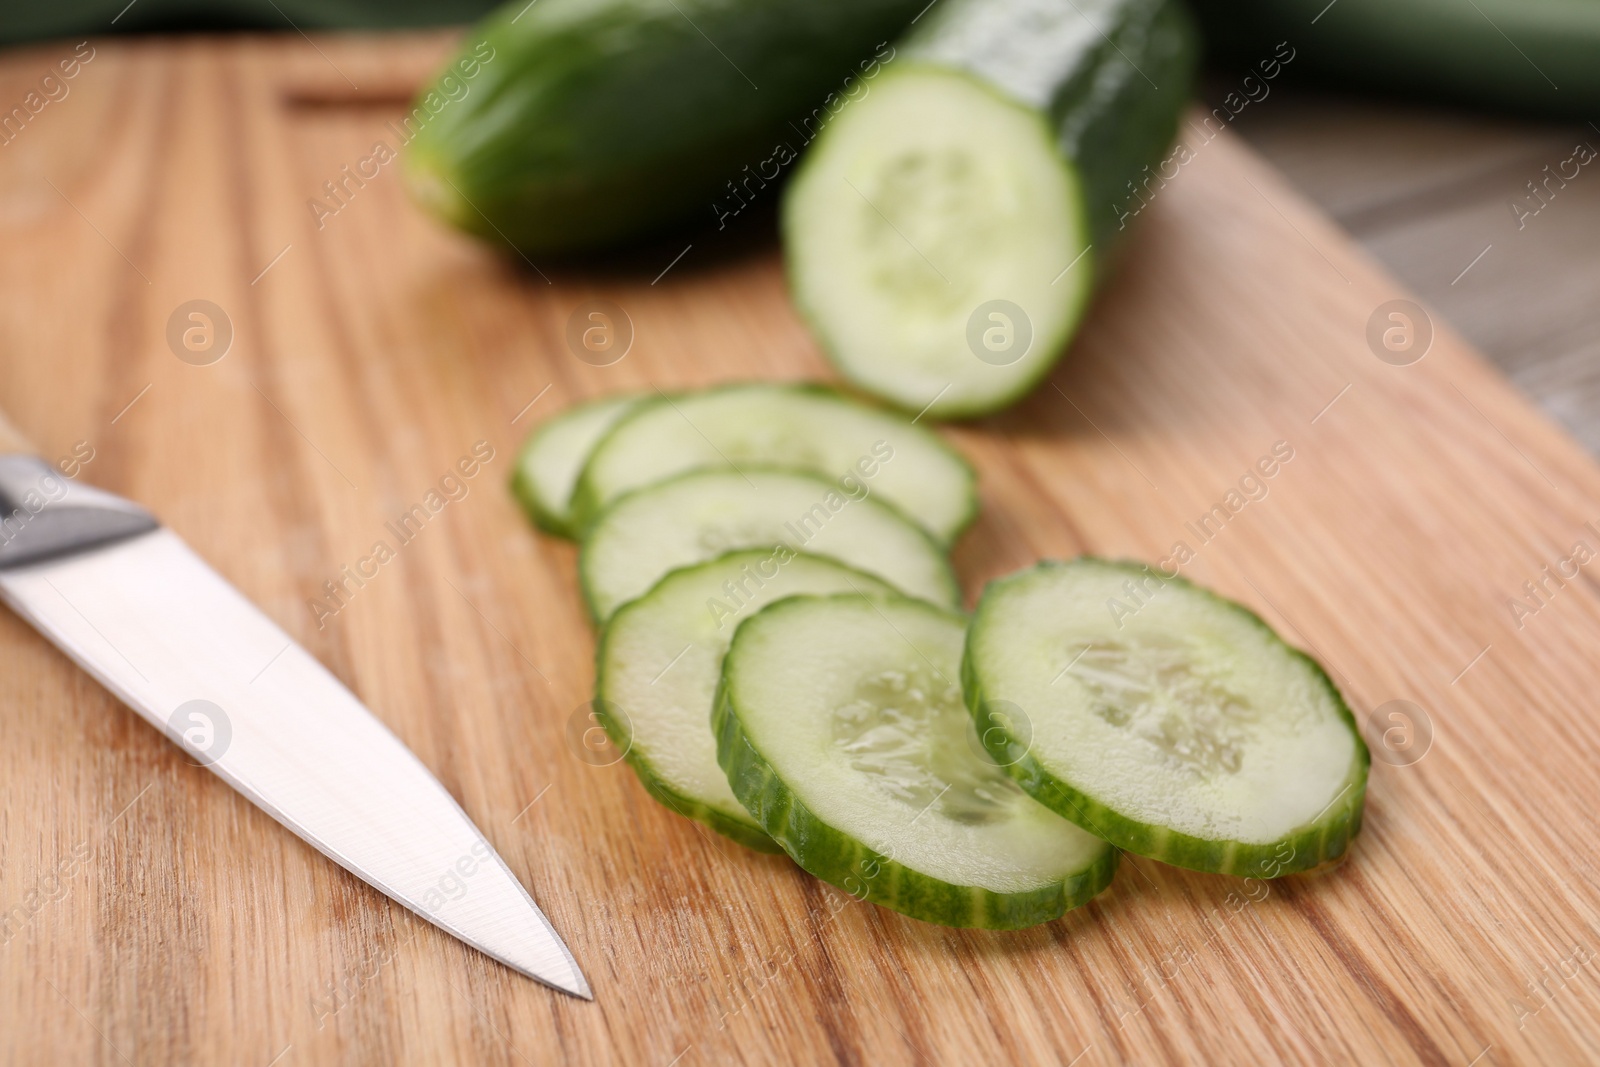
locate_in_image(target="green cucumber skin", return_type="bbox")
[509,461,571,538]
[404,0,924,256]
[963,559,1369,879]
[594,596,787,853]
[715,594,1119,930]
[1191,0,1600,119]
[511,395,645,539]
[575,464,962,625]
[904,0,1200,259]
[593,656,785,853]
[593,550,900,852]
[567,382,979,543]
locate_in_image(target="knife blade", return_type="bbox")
[0,439,589,999]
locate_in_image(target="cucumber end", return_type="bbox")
[785,67,1094,419]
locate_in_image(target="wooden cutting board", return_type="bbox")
[2,31,1598,1067]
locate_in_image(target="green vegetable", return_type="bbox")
[403,0,927,255]
[570,383,976,545]
[715,592,1118,928]
[783,0,1197,418]
[962,558,1368,877]
[512,393,644,538]
[595,550,898,850]
[1191,0,1600,119]
[578,468,959,622]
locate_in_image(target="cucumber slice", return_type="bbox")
[512,393,644,538]
[579,468,958,622]
[570,383,976,544]
[715,593,1117,928]
[963,559,1368,877]
[783,0,1198,418]
[596,550,898,851]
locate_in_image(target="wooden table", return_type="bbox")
[1223,82,1600,456]
[2,32,1599,1066]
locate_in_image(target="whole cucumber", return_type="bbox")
[1190,0,1600,118]
[403,0,926,256]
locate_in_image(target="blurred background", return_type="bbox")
[2,2,1596,449]
[1213,82,1600,455]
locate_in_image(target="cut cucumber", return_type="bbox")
[512,393,645,538]
[569,383,976,544]
[579,468,958,622]
[715,593,1117,928]
[783,0,1197,418]
[963,559,1368,877]
[596,550,898,851]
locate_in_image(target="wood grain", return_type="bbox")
[0,404,31,454]
[2,32,1599,1067]
[1220,84,1600,457]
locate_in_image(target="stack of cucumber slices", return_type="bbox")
[516,383,1369,930]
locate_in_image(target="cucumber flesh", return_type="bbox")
[513,393,644,538]
[579,467,959,622]
[783,0,1198,418]
[596,550,898,850]
[963,559,1368,876]
[570,383,976,544]
[715,593,1117,928]
[786,69,1087,418]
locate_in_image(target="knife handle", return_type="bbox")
[0,406,33,456]
[0,406,159,569]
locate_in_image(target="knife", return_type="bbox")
[0,409,589,999]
